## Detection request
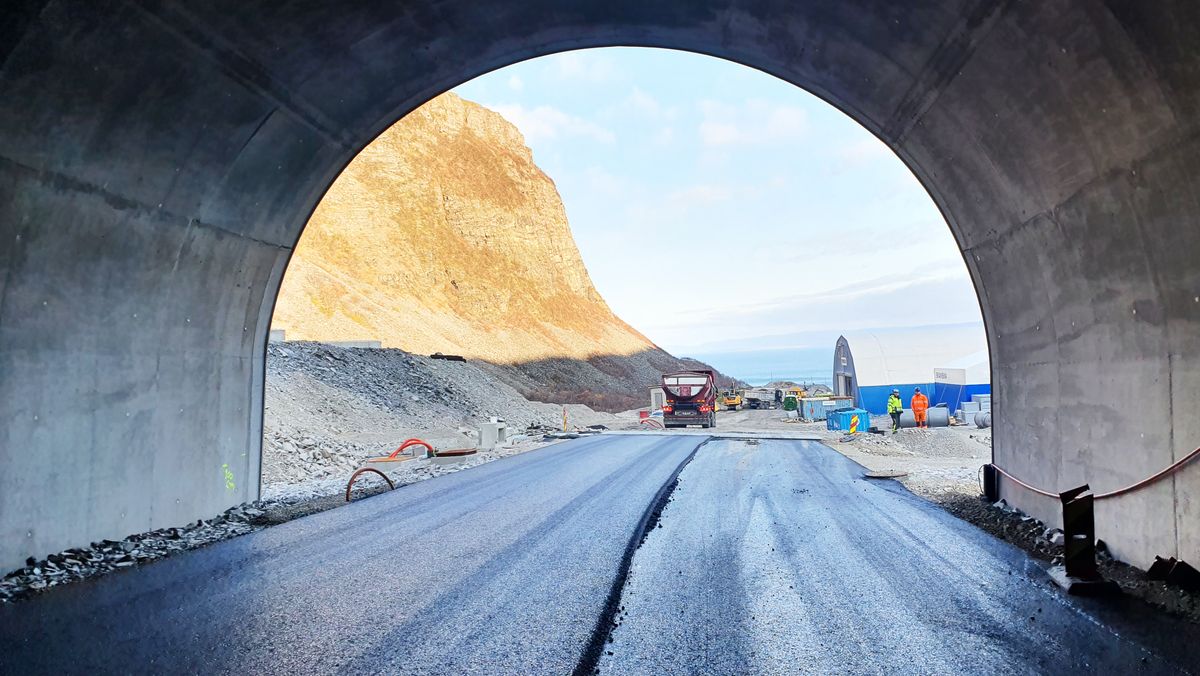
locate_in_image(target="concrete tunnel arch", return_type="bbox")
[2,1,1200,572]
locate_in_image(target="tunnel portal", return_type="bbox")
[2,1,1199,570]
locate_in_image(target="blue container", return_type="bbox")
[801,398,834,421]
[826,408,870,433]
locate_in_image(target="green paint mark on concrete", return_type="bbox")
[222,463,236,492]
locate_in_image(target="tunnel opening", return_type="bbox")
[2,1,1198,577]
[262,46,990,508]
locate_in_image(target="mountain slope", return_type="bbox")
[272,92,734,410]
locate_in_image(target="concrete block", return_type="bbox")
[479,423,502,450]
[326,340,381,349]
[430,454,466,466]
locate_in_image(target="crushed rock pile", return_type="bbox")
[263,341,627,485]
[835,416,992,459]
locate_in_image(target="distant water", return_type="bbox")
[686,347,834,387]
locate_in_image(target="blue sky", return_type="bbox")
[453,48,983,356]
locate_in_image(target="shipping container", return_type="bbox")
[827,408,870,433]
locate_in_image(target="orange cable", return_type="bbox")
[989,445,1200,500]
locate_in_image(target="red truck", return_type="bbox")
[661,370,717,429]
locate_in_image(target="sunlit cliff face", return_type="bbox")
[272,92,658,363]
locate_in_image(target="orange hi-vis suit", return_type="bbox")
[911,392,930,428]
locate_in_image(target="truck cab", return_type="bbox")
[661,370,717,429]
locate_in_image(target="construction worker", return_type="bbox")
[887,389,903,433]
[911,387,930,428]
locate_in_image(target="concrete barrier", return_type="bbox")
[479,422,510,450]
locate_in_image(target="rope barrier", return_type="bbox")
[989,445,1200,500]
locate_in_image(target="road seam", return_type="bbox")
[572,436,711,676]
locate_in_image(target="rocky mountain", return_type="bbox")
[272,92,733,411]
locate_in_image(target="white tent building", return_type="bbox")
[833,323,990,414]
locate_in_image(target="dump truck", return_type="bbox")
[721,389,744,410]
[743,388,776,409]
[662,370,717,429]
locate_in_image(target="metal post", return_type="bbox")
[982,464,1000,502]
[1048,484,1118,595]
[1060,485,1097,580]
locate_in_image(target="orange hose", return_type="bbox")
[389,438,433,459]
[990,445,1200,500]
[345,467,395,502]
[1093,445,1200,499]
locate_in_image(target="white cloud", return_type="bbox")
[507,75,524,92]
[697,99,808,146]
[581,166,633,199]
[666,184,734,205]
[596,87,680,126]
[698,121,744,146]
[549,51,618,83]
[640,271,981,352]
[490,104,616,144]
[627,88,659,114]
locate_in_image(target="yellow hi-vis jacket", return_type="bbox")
[887,395,904,414]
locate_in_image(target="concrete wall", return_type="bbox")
[2,1,1200,571]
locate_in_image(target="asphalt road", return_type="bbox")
[2,434,1196,674]
[0,434,699,674]
[599,438,1195,674]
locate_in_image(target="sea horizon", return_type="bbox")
[686,346,835,388]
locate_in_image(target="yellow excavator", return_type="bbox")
[721,389,744,411]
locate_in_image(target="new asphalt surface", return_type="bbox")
[2,435,1197,674]
[0,434,699,674]
[598,438,1197,674]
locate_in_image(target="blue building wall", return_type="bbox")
[858,383,930,414]
[859,382,991,414]
[931,382,991,414]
